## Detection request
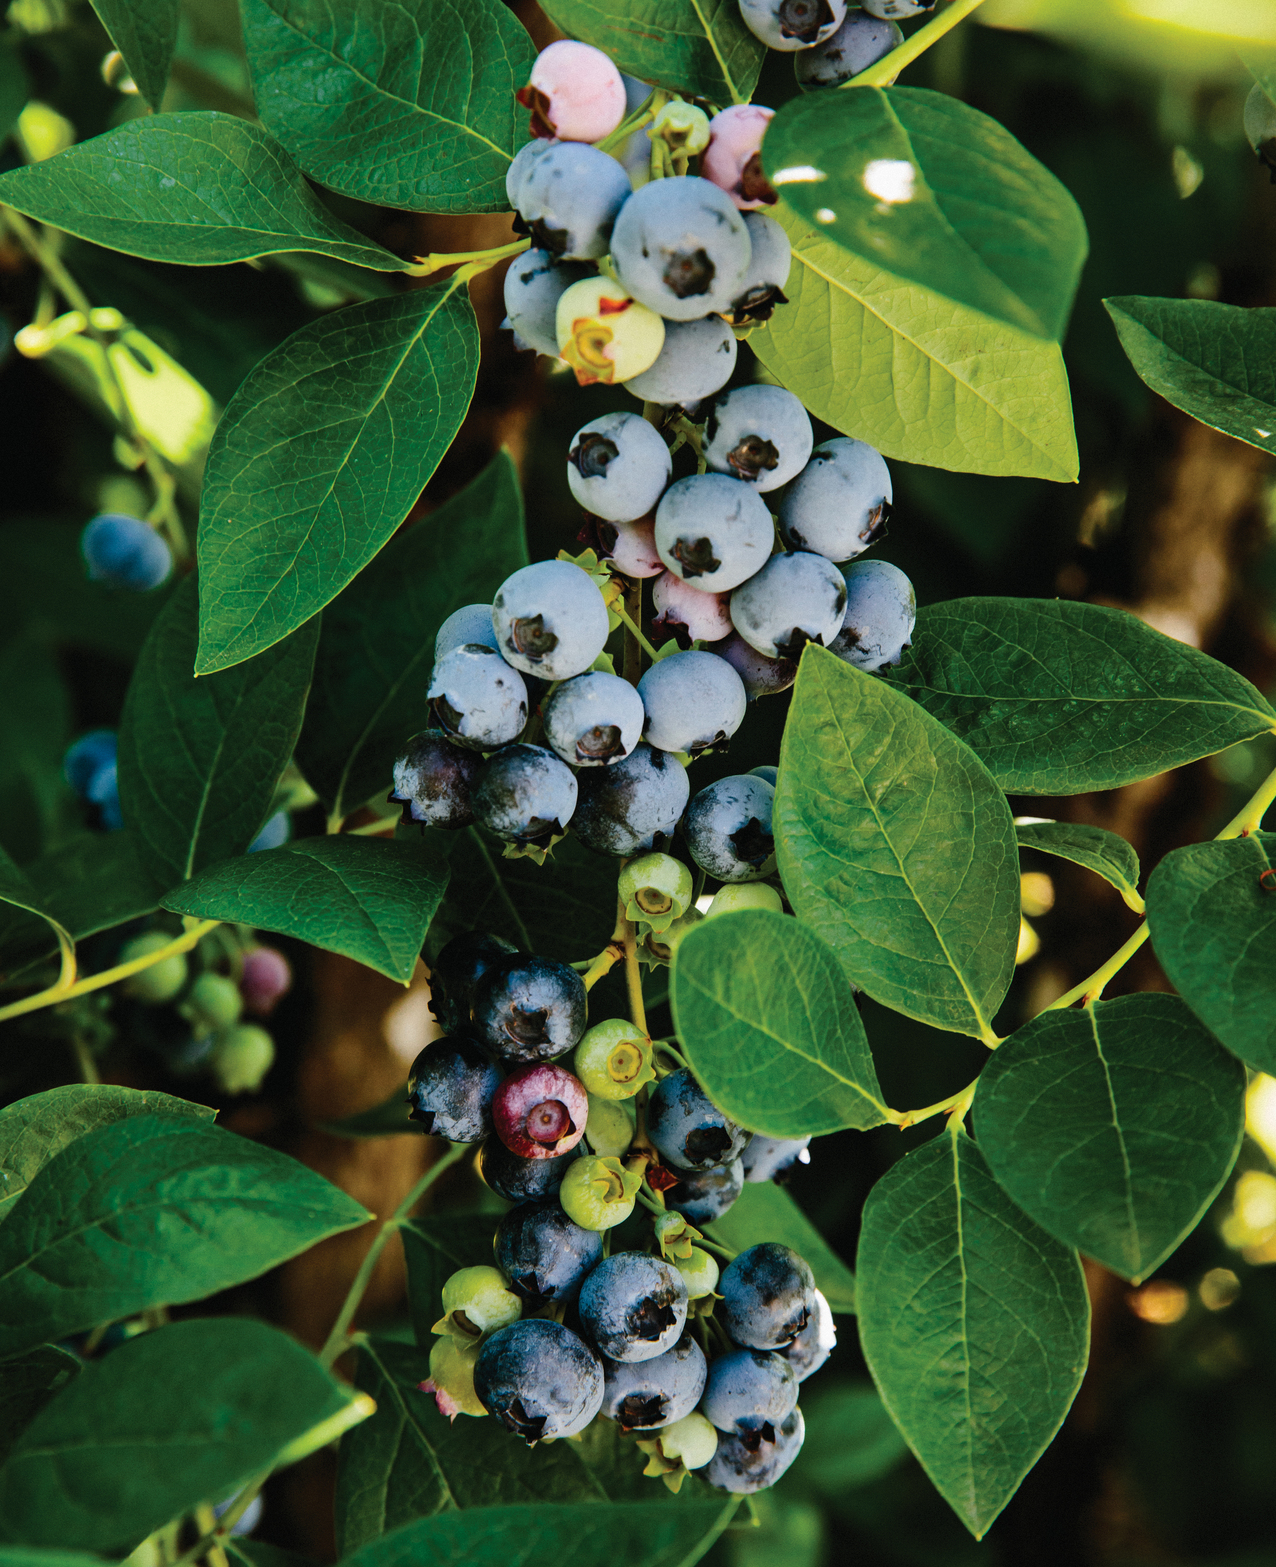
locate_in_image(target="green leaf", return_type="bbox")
[539,0,764,105]
[1146,833,1276,1072]
[242,0,535,215]
[0,1318,356,1551]
[707,1181,857,1315]
[671,909,888,1136]
[0,35,30,142]
[856,1127,1089,1538]
[162,835,449,982]
[0,637,73,865]
[88,0,179,110]
[0,1084,213,1225]
[318,1085,411,1139]
[0,115,415,271]
[1015,820,1143,911]
[793,1382,908,1494]
[0,1549,104,1567]
[1104,297,1276,458]
[341,1499,732,1567]
[776,648,1019,1041]
[196,283,479,675]
[975,995,1244,1282]
[0,1347,80,1467]
[887,598,1276,794]
[117,577,317,887]
[0,845,71,976]
[401,1214,499,1349]
[0,1113,370,1358]
[296,452,527,821]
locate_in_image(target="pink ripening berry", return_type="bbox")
[240,945,292,1016]
[651,571,734,647]
[516,41,627,144]
[701,105,777,211]
[493,1061,590,1159]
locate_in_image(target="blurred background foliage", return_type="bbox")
[1,0,1276,1563]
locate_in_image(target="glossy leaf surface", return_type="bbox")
[1015,820,1143,910]
[88,0,180,110]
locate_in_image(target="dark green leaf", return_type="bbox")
[0,1084,213,1225]
[318,1085,412,1139]
[0,1347,80,1467]
[0,1113,370,1358]
[117,577,317,887]
[1105,297,1276,458]
[672,909,888,1136]
[0,637,73,865]
[856,1127,1089,1538]
[401,1213,499,1350]
[0,1318,356,1551]
[707,1181,856,1314]
[0,844,71,974]
[0,1549,104,1567]
[975,995,1244,1281]
[0,115,414,271]
[162,835,449,982]
[1015,820,1143,911]
[887,598,1276,793]
[297,452,527,820]
[0,36,30,141]
[539,0,764,105]
[793,1381,908,1494]
[1146,832,1276,1072]
[196,284,479,674]
[776,648,1019,1041]
[88,0,179,110]
[242,0,535,214]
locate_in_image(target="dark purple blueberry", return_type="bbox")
[473,954,587,1063]
[494,1199,603,1309]
[577,1253,688,1363]
[647,1068,752,1173]
[665,1156,744,1223]
[476,1135,575,1203]
[406,1030,502,1142]
[572,742,690,858]
[473,1317,604,1443]
[601,1334,706,1431]
[705,1407,805,1493]
[719,1243,816,1351]
[429,931,518,1033]
[702,1348,797,1437]
[740,1136,811,1184]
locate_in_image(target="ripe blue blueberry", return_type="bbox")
[511,140,633,261]
[503,248,594,356]
[624,316,738,409]
[63,730,118,798]
[862,0,933,16]
[472,953,588,1062]
[87,759,122,831]
[572,742,690,857]
[709,632,797,699]
[81,513,172,591]
[795,9,902,88]
[389,730,482,830]
[778,436,892,561]
[435,604,500,660]
[248,810,290,852]
[647,1067,752,1172]
[637,650,747,755]
[741,1135,811,1183]
[683,774,776,883]
[494,1198,604,1308]
[738,0,846,49]
[730,212,792,325]
[654,474,774,593]
[578,1252,689,1363]
[477,1134,576,1203]
[428,930,517,1033]
[831,559,916,671]
[666,1156,744,1223]
[750,765,778,787]
[543,671,645,767]
[601,1334,707,1430]
[492,560,610,681]
[781,1289,836,1381]
[567,412,671,524]
[703,385,813,493]
[610,176,753,321]
[506,138,541,210]
[706,1406,805,1492]
[702,1348,798,1437]
[472,742,578,844]
[730,551,847,660]
[407,1030,503,1142]
[473,1317,604,1442]
[719,1243,816,1350]
[428,643,528,752]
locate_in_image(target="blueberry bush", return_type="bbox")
[0,1,1274,1565]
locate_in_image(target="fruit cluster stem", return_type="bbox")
[403,237,529,279]
[845,0,990,90]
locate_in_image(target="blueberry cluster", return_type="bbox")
[409,920,828,1492]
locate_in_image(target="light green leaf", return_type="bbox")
[296,452,527,821]
[0,1318,356,1552]
[0,115,414,271]
[707,1180,857,1314]
[0,1347,80,1467]
[88,0,179,110]
[776,648,1019,1041]
[0,1113,370,1358]
[1015,820,1143,911]
[1145,832,1276,1073]
[794,1382,908,1493]
[162,835,449,983]
[0,1084,213,1225]
[242,0,535,214]
[117,577,317,887]
[671,909,888,1136]
[887,598,1276,793]
[539,0,764,105]
[975,995,1244,1282]
[856,1127,1089,1538]
[196,283,479,675]
[1105,297,1276,458]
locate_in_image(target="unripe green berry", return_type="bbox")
[705,883,783,918]
[425,1336,486,1421]
[618,852,693,934]
[641,908,703,966]
[574,1018,656,1100]
[121,931,188,1004]
[433,1264,522,1343]
[208,1024,274,1094]
[584,1092,636,1157]
[559,1154,643,1230]
[654,1209,702,1262]
[181,972,243,1032]
[650,101,711,156]
[676,1246,720,1300]
[635,1410,718,1490]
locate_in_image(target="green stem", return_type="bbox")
[844,0,989,88]
[582,942,625,991]
[404,238,529,279]
[623,917,647,1035]
[614,603,660,662]
[71,1033,100,1085]
[1217,756,1276,840]
[672,1497,741,1567]
[896,1076,977,1130]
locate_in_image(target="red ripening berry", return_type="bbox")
[493,1062,589,1159]
[240,945,292,1016]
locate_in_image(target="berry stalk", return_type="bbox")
[844,0,990,89]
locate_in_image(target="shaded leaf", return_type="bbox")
[88,0,180,110]
[793,1381,908,1494]
[0,1347,80,1467]
[401,1214,499,1350]
[0,637,73,866]
[1015,820,1143,911]
[318,1085,412,1139]
[0,36,30,141]
[707,1181,856,1314]
[0,845,71,981]
[197,283,479,675]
